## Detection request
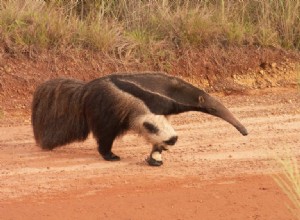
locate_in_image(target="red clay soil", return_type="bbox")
[0,46,300,219]
[0,88,299,220]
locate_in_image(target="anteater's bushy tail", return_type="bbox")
[31,78,89,150]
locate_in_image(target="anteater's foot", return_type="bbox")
[102,152,121,161]
[146,157,163,166]
[146,151,163,166]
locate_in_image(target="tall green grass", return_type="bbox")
[0,0,300,59]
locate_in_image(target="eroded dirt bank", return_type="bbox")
[0,88,299,219]
[0,46,299,126]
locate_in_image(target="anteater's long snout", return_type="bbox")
[203,95,248,136]
[215,106,248,136]
[237,125,248,136]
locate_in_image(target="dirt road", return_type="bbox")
[0,88,299,220]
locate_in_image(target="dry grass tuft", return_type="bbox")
[273,156,300,219]
[0,0,300,62]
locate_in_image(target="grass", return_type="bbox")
[0,0,300,62]
[272,75,300,219]
[273,156,300,219]
[0,0,123,55]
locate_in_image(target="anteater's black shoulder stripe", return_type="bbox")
[110,76,173,115]
[110,76,198,115]
[110,72,204,106]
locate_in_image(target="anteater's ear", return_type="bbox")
[198,95,205,107]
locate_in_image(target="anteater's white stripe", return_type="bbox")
[118,78,177,103]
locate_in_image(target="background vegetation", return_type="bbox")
[273,155,300,219]
[1,0,300,61]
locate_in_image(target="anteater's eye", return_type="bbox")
[143,122,159,134]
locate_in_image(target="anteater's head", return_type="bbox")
[197,92,248,136]
[136,114,178,150]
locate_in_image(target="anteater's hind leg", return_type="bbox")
[86,112,122,161]
[98,136,121,161]
[97,132,121,161]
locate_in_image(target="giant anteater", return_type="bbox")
[32,72,248,166]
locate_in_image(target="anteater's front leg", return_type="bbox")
[147,145,164,166]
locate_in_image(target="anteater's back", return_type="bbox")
[31,78,89,149]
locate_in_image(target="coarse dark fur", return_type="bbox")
[107,73,248,135]
[32,72,248,163]
[32,78,89,150]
